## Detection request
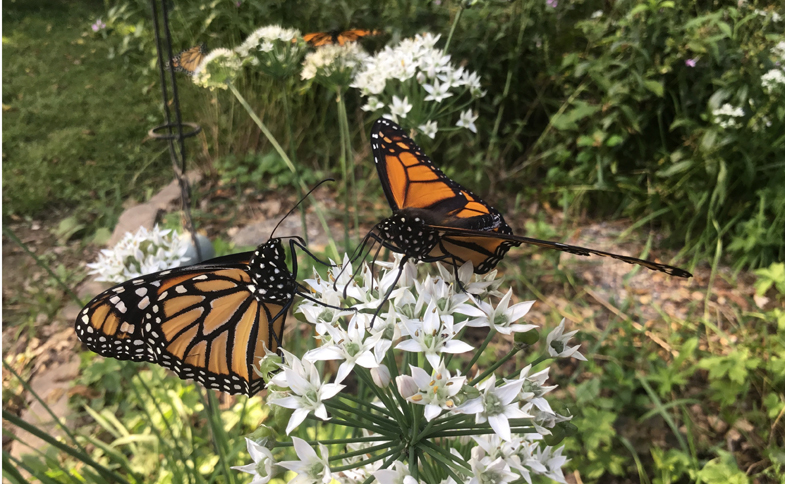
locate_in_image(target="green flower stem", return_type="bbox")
[273,436,392,447]
[228,83,339,259]
[443,6,464,54]
[338,392,393,418]
[3,227,82,305]
[421,441,472,476]
[469,348,520,386]
[430,427,535,438]
[411,419,436,445]
[416,449,438,483]
[424,413,472,437]
[528,354,553,369]
[330,443,406,473]
[409,442,418,480]
[281,80,309,245]
[325,400,398,431]
[328,441,397,462]
[304,414,394,436]
[385,352,413,423]
[356,366,410,428]
[336,89,360,242]
[465,328,498,371]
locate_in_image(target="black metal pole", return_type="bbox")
[148,0,202,262]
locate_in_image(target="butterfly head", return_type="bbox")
[248,238,295,303]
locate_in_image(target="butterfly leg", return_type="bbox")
[268,298,294,351]
[288,238,336,268]
[368,255,408,328]
[333,228,381,293]
[294,285,358,314]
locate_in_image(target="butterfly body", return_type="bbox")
[76,238,298,396]
[365,118,692,279]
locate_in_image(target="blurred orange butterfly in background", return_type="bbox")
[168,44,208,75]
[303,29,381,47]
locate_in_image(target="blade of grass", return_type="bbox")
[3,227,82,305]
[2,410,132,484]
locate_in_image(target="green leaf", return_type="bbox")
[606,135,624,147]
[643,79,664,97]
[657,160,694,178]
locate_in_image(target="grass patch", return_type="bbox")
[2,0,171,228]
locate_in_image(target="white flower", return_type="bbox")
[305,313,382,384]
[371,364,392,388]
[423,79,453,103]
[418,120,438,139]
[236,25,301,57]
[86,225,190,283]
[458,375,532,441]
[373,460,418,484]
[533,445,569,484]
[591,9,603,18]
[711,102,745,129]
[456,109,478,133]
[268,352,345,434]
[396,361,466,420]
[276,437,332,484]
[772,41,785,61]
[231,438,275,484]
[468,446,519,484]
[362,96,385,112]
[762,69,785,93]
[300,43,369,86]
[460,71,485,97]
[511,365,557,412]
[396,302,474,367]
[389,95,413,120]
[546,319,587,361]
[462,289,537,334]
[192,48,242,90]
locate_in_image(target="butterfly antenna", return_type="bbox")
[270,178,334,239]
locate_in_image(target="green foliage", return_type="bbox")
[2,2,171,229]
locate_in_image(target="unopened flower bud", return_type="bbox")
[515,328,540,346]
[396,375,419,398]
[542,424,566,446]
[371,364,391,388]
[246,424,277,448]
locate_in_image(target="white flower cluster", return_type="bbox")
[350,33,485,139]
[86,225,190,283]
[192,48,242,90]
[755,8,782,23]
[234,25,306,78]
[236,25,301,57]
[712,102,745,129]
[236,255,582,484]
[301,43,370,88]
[762,68,785,94]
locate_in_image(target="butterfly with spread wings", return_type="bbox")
[167,44,208,75]
[303,29,381,47]
[75,184,340,396]
[351,118,691,312]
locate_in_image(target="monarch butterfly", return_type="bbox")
[75,182,338,396]
[350,119,691,315]
[303,29,381,47]
[168,44,208,75]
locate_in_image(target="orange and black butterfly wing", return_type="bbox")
[335,29,380,46]
[75,251,288,395]
[430,226,692,277]
[169,44,207,75]
[303,32,334,47]
[370,118,692,278]
[370,118,503,231]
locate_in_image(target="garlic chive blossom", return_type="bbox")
[234,257,573,483]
